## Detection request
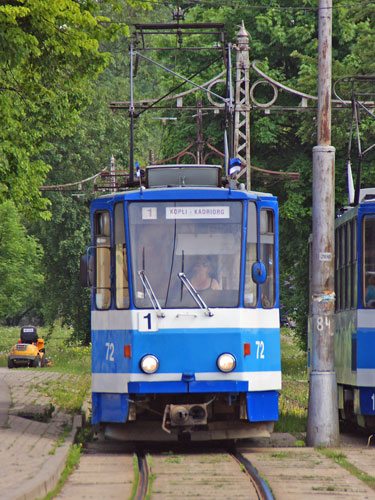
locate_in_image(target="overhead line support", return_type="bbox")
[307,0,339,448]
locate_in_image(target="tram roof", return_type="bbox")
[93,186,275,203]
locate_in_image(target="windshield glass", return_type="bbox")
[128,201,243,308]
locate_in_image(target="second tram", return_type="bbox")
[308,188,375,429]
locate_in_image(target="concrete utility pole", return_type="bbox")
[307,0,340,446]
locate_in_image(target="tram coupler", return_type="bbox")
[162,403,208,434]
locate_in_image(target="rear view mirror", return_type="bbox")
[252,261,267,284]
[80,251,94,287]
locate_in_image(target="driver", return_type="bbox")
[190,256,221,291]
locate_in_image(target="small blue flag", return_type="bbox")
[135,161,141,178]
[229,158,241,175]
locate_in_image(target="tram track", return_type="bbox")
[134,445,274,500]
[53,438,274,500]
[134,451,150,500]
[230,450,274,500]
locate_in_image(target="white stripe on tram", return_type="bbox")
[357,369,375,387]
[357,309,375,329]
[91,371,282,393]
[92,308,280,331]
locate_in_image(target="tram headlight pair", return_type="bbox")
[217,353,236,373]
[140,353,236,374]
[140,355,159,374]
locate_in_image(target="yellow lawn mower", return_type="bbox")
[8,326,51,369]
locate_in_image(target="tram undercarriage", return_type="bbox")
[100,392,275,442]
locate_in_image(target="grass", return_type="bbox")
[0,324,91,415]
[274,326,308,437]
[317,448,375,491]
[36,374,91,414]
[37,444,82,500]
[0,324,91,373]
[48,425,73,455]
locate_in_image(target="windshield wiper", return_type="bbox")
[178,272,214,317]
[138,270,165,318]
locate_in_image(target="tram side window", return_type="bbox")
[260,209,275,308]
[335,228,340,311]
[308,239,312,315]
[351,219,357,308]
[335,220,357,311]
[362,215,375,308]
[115,203,129,309]
[95,211,111,310]
[346,221,352,309]
[342,225,347,309]
[244,202,257,307]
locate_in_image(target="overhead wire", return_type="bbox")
[118,0,375,11]
[134,54,223,117]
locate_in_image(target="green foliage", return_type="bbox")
[0,324,91,374]
[0,201,44,323]
[42,444,82,500]
[7,0,375,346]
[275,328,308,434]
[39,373,91,414]
[0,0,126,219]
[32,194,92,343]
[143,1,375,348]
[28,1,167,343]
[317,448,375,491]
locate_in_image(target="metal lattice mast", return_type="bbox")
[233,22,251,190]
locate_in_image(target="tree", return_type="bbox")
[27,1,375,345]
[0,0,122,219]
[155,1,375,347]
[33,193,92,342]
[0,200,44,324]
[30,0,165,342]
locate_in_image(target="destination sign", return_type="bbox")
[166,206,230,219]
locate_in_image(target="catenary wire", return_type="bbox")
[110,0,375,12]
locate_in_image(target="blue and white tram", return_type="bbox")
[82,165,281,440]
[308,188,375,429]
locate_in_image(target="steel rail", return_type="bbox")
[134,452,149,500]
[231,450,274,500]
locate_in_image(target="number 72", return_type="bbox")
[106,342,114,361]
[256,340,265,359]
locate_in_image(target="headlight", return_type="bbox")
[217,353,236,373]
[140,355,159,374]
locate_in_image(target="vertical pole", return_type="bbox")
[196,100,203,164]
[307,0,339,447]
[227,43,234,161]
[129,43,135,184]
[110,154,116,193]
[233,22,251,190]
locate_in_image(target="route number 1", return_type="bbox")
[144,313,152,330]
[138,311,158,332]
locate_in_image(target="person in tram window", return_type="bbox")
[365,274,375,306]
[190,256,221,291]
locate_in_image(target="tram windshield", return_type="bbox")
[128,201,243,308]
